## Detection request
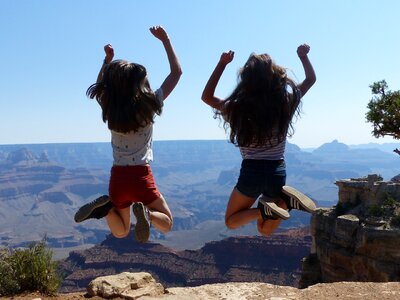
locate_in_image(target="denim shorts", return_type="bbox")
[235,159,286,199]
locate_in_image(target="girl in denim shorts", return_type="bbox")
[74,26,182,243]
[202,45,316,236]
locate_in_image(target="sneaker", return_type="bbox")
[258,196,290,220]
[74,195,112,223]
[132,202,151,243]
[282,186,316,213]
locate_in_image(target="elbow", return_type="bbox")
[311,75,317,85]
[170,67,182,82]
[201,92,210,104]
[310,72,317,84]
[306,76,317,87]
[177,67,183,77]
[174,66,183,78]
[201,92,206,102]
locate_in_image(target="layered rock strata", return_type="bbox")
[60,228,311,292]
[300,175,400,287]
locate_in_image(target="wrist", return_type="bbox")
[161,37,171,44]
[298,55,308,60]
[217,61,228,68]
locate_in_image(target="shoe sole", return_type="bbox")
[74,196,109,223]
[282,186,316,213]
[133,203,150,243]
[259,198,290,220]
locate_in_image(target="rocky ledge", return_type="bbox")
[300,174,400,287]
[6,272,400,300]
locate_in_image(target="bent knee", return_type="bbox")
[160,219,173,233]
[111,229,130,239]
[225,218,237,230]
[257,227,273,237]
[257,221,276,237]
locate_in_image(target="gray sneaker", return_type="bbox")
[132,202,151,243]
[74,195,112,223]
[282,186,316,213]
[258,196,290,220]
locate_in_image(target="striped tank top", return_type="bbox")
[239,136,286,160]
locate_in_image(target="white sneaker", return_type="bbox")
[282,186,316,213]
[258,196,290,220]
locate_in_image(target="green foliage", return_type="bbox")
[383,193,398,207]
[0,240,62,297]
[0,249,19,296]
[366,80,400,140]
[368,204,384,217]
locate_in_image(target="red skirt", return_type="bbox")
[109,165,160,209]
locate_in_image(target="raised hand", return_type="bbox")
[151,25,182,100]
[150,25,169,42]
[297,44,310,58]
[104,44,114,63]
[296,43,316,97]
[219,51,235,65]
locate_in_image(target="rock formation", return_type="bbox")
[87,272,164,299]
[59,227,311,293]
[300,174,400,287]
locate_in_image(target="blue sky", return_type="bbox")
[1,0,399,148]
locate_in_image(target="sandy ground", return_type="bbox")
[3,281,400,300]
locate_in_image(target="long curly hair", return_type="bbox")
[86,60,162,133]
[216,53,301,147]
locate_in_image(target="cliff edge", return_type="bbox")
[300,174,400,287]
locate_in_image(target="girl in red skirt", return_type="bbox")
[74,26,182,243]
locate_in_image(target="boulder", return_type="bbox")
[87,272,164,299]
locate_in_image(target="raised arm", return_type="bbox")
[150,26,182,100]
[201,51,234,110]
[96,44,114,83]
[296,44,316,97]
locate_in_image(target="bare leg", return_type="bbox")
[105,207,131,238]
[257,198,288,237]
[225,188,260,229]
[146,194,173,233]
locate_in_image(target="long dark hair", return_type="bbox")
[216,53,301,147]
[86,60,162,133]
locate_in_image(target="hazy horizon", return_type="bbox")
[0,138,399,152]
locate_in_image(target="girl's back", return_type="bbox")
[218,53,301,152]
[109,88,164,166]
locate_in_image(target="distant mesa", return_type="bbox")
[6,147,37,164]
[38,151,50,163]
[313,139,350,154]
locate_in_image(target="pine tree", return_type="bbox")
[366,80,400,155]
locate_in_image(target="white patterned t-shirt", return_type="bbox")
[111,88,164,166]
